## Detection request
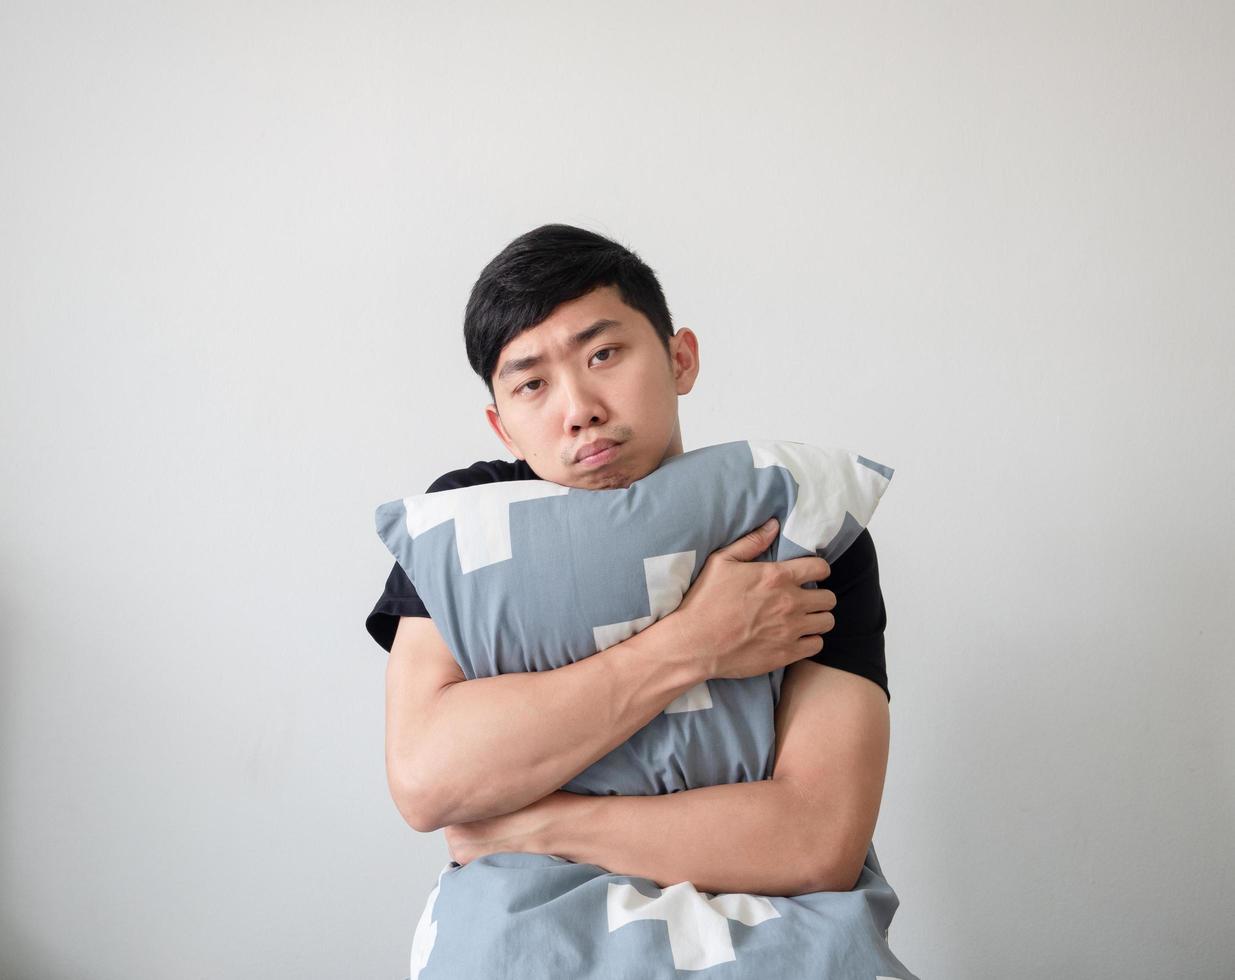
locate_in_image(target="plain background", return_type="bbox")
[3,2,1233,977]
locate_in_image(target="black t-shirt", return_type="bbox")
[366,457,891,703]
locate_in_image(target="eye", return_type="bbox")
[513,347,619,397]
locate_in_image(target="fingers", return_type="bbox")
[798,588,836,614]
[782,554,830,583]
[796,633,826,657]
[802,609,836,634]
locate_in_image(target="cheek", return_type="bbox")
[633,369,675,412]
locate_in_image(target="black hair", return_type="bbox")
[464,223,676,401]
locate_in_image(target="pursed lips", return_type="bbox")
[576,439,620,462]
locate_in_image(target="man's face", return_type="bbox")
[484,285,700,490]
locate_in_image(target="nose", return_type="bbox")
[559,374,607,435]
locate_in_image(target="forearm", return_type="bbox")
[531,779,839,896]
[417,615,705,829]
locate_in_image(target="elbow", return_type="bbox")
[826,858,864,893]
[800,829,867,894]
[811,842,867,893]
[388,763,445,833]
[802,860,858,895]
[395,783,444,833]
[402,798,444,835]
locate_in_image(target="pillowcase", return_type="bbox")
[373,438,893,797]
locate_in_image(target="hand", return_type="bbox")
[443,790,573,866]
[671,517,836,680]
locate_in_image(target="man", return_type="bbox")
[367,223,890,896]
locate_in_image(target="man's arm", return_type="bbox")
[387,612,707,832]
[499,661,890,894]
[768,660,890,889]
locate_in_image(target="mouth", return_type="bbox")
[576,439,621,466]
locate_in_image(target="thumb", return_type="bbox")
[722,517,779,561]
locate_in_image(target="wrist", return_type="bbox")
[595,613,709,716]
[642,608,713,687]
[529,791,602,862]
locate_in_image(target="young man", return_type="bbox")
[366,224,891,896]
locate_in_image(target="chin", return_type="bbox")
[585,467,638,490]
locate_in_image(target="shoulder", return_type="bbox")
[825,526,880,589]
[425,457,540,493]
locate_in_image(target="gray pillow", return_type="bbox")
[374,437,894,796]
[375,439,915,979]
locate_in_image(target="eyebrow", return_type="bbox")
[496,318,625,384]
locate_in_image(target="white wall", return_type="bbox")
[2,2,1231,977]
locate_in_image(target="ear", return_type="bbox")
[668,327,700,395]
[485,403,525,460]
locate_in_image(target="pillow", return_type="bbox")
[373,438,894,797]
[374,439,915,980]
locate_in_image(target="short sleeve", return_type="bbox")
[364,560,431,653]
[806,527,891,703]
